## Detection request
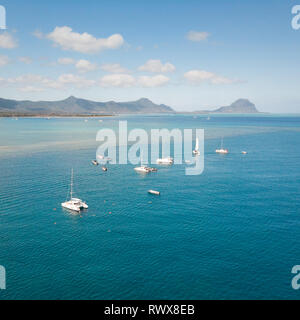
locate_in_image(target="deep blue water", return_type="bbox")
[0,114,300,300]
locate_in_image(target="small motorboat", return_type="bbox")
[134,166,151,173]
[148,190,160,196]
[92,160,99,166]
[134,166,157,173]
[97,155,112,162]
[102,167,108,172]
[241,151,248,155]
[156,157,174,165]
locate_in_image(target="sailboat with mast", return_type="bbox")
[216,137,229,154]
[61,169,88,212]
[193,137,200,155]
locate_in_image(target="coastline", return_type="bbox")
[0,113,115,118]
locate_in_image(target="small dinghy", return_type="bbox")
[102,167,108,172]
[148,190,160,196]
[92,160,99,166]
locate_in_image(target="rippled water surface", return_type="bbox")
[0,114,300,300]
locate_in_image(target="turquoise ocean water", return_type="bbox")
[0,114,300,300]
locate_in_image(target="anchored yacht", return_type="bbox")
[61,169,88,213]
[135,152,157,173]
[134,166,151,173]
[216,138,229,154]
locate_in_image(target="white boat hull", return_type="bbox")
[135,167,150,173]
[61,202,81,212]
[156,158,174,165]
[148,190,160,196]
[216,149,229,154]
[62,198,88,212]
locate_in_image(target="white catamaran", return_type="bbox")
[61,169,88,213]
[135,152,158,173]
[216,137,229,154]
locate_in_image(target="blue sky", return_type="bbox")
[0,0,299,112]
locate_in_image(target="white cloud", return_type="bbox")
[33,30,44,39]
[9,74,44,84]
[0,33,18,49]
[0,77,7,85]
[138,75,170,87]
[19,57,33,64]
[1,73,96,91]
[58,57,76,65]
[184,70,236,85]
[99,74,170,88]
[99,74,136,88]
[186,31,210,42]
[210,76,236,85]
[138,59,175,73]
[101,63,128,74]
[0,55,10,67]
[1,71,170,92]
[75,59,97,73]
[57,58,97,73]
[47,26,124,54]
[54,73,96,88]
[20,86,44,93]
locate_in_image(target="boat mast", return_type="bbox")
[70,168,73,200]
[195,137,199,151]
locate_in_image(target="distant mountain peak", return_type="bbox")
[64,95,78,101]
[138,98,151,102]
[214,99,259,113]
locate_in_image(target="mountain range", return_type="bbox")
[0,96,174,116]
[0,97,259,116]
